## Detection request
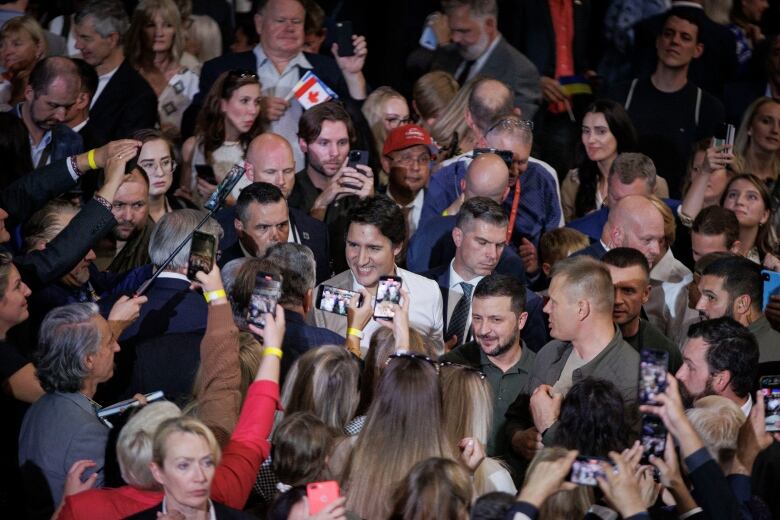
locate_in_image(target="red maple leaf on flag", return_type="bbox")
[308,91,319,103]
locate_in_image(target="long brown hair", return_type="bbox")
[195,69,264,163]
[721,173,778,257]
[342,355,452,519]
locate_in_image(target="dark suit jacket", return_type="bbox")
[129,332,203,405]
[215,205,331,283]
[0,158,76,227]
[126,501,257,519]
[571,240,608,260]
[282,309,345,383]
[83,59,158,146]
[422,263,548,352]
[8,105,82,163]
[430,37,541,120]
[182,48,359,138]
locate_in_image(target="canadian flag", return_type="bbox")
[290,71,338,110]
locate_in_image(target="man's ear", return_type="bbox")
[733,294,752,317]
[730,240,742,255]
[577,299,591,320]
[234,218,244,234]
[381,155,391,174]
[298,137,308,154]
[517,311,528,331]
[713,370,732,394]
[541,261,552,278]
[641,283,651,305]
[693,42,704,59]
[303,288,313,313]
[452,226,463,248]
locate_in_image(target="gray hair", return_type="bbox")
[35,303,101,393]
[485,115,533,146]
[75,0,130,43]
[608,152,657,190]
[264,243,316,307]
[442,0,498,18]
[148,209,223,271]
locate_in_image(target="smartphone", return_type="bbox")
[373,275,402,320]
[316,285,362,316]
[640,415,667,464]
[419,24,437,50]
[335,21,354,57]
[195,164,218,185]
[307,481,340,515]
[347,149,369,169]
[186,231,216,281]
[713,123,736,151]
[762,270,780,311]
[639,349,669,406]
[247,272,282,328]
[567,456,609,487]
[472,147,514,170]
[761,375,780,433]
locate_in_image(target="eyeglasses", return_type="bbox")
[385,352,441,374]
[390,152,432,167]
[485,118,534,137]
[384,116,412,128]
[138,157,176,175]
[438,361,487,380]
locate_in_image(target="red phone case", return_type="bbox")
[307,481,340,515]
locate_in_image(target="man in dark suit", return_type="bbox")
[430,0,540,120]
[12,57,83,168]
[182,0,369,170]
[422,197,547,352]
[264,242,345,383]
[74,0,158,147]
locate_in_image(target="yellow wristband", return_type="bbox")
[263,347,283,359]
[203,289,226,303]
[87,149,98,170]
[441,209,449,216]
[347,327,364,339]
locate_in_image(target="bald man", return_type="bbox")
[216,132,332,283]
[506,256,640,461]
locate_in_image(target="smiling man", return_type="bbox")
[312,195,443,353]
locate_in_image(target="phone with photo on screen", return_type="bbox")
[639,348,669,406]
[761,375,780,432]
[186,231,216,281]
[373,275,402,320]
[247,272,282,329]
[316,285,362,316]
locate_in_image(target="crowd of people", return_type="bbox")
[1,0,780,518]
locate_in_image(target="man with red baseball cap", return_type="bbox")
[381,124,438,237]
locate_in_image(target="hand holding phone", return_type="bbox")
[335,21,354,56]
[640,415,667,464]
[307,481,341,515]
[373,276,402,320]
[568,456,611,486]
[639,349,669,406]
[247,272,282,328]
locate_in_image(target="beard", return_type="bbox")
[678,375,716,408]
[480,330,519,358]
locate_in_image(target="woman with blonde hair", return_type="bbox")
[0,16,47,105]
[362,86,410,158]
[731,97,780,185]
[412,71,459,130]
[125,0,199,137]
[440,363,516,495]
[430,78,478,161]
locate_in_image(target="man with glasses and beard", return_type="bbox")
[440,273,534,469]
[675,317,758,415]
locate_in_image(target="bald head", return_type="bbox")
[467,78,514,136]
[463,153,509,202]
[605,195,665,267]
[246,133,296,198]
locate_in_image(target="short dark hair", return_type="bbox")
[347,195,406,246]
[473,274,526,314]
[692,206,740,249]
[702,255,763,311]
[455,196,507,230]
[686,317,759,398]
[602,247,650,279]
[28,56,80,96]
[235,182,286,224]
[693,251,733,276]
[662,8,703,44]
[298,101,355,145]
[470,492,516,520]
[71,57,98,98]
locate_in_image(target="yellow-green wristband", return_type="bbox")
[263,347,283,359]
[347,327,364,339]
[203,289,226,303]
[87,149,98,170]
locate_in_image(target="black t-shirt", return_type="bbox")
[0,340,28,382]
[609,78,725,198]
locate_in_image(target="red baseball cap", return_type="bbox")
[382,124,438,156]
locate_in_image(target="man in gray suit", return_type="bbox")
[18,301,138,515]
[431,0,541,120]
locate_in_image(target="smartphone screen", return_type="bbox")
[373,276,402,320]
[186,231,216,281]
[762,270,780,311]
[639,349,669,406]
[567,457,608,487]
[761,376,780,432]
[335,21,354,56]
[307,481,340,515]
[640,415,667,463]
[247,273,282,328]
[317,285,361,316]
[195,164,218,185]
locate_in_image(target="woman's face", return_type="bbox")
[749,101,780,154]
[220,83,262,135]
[143,11,176,54]
[581,111,618,163]
[0,264,31,330]
[722,178,769,228]
[138,138,174,197]
[152,431,215,512]
[0,29,42,72]
[381,97,410,133]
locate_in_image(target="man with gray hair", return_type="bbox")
[429,0,541,119]
[263,242,344,381]
[74,0,157,145]
[119,209,222,344]
[18,302,123,514]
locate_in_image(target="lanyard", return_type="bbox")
[506,178,521,244]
